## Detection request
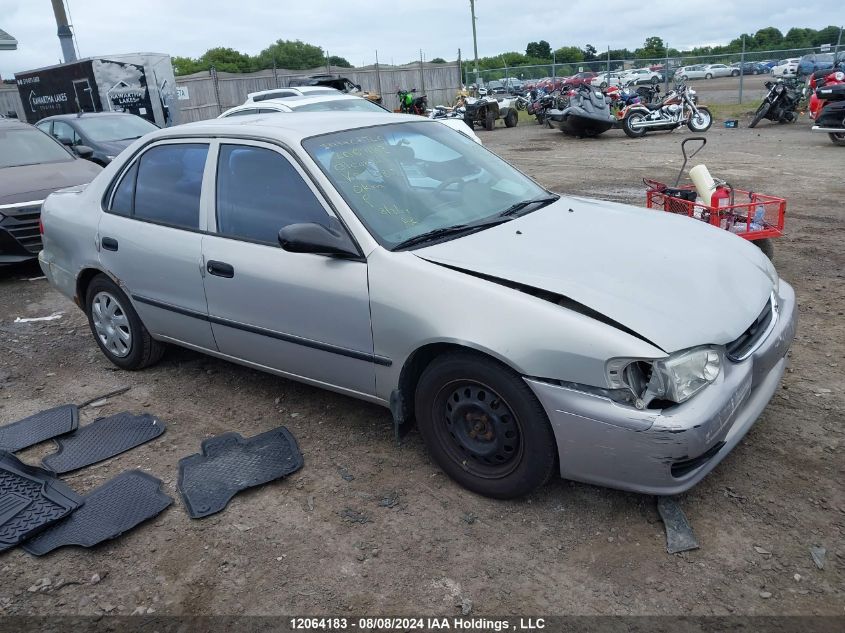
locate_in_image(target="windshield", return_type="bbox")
[289,99,386,113]
[75,115,158,142]
[303,121,548,249]
[0,127,73,168]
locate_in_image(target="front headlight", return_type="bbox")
[606,346,722,408]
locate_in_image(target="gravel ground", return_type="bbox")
[0,113,842,619]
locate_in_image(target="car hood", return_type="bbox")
[0,159,102,205]
[414,196,776,353]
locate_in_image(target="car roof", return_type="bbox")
[166,111,426,143]
[222,93,372,117]
[37,112,139,122]
[246,86,340,101]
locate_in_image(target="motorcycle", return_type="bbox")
[811,80,845,146]
[397,88,428,115]
[620,82,712,138]
[748,78,802,128]
[546,84,616,137]
[807,69,845,121]
[526,89,559,125]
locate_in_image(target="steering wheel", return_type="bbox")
[435,176,467,195]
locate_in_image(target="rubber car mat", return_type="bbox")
[0,405,79,452]
[0,451,83,553]
[23,470,172,556]
[41,412,166,474]
[178,426,303,519]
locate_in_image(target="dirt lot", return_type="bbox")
[0,115,842,620]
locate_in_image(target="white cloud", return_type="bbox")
[0,0,840,78]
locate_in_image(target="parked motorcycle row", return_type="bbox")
[402,64,844,146]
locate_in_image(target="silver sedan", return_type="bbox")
[38,113,796,498]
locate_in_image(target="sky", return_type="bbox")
[0,0,841,78]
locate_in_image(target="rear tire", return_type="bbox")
[651,76,660,85]
[705,73,713,79]
[414,351,557,499]
[749,102,770,128]
[623,112,648,138]
[504,109,518,128]
[731,70,740,77]
[85,274,165,370]
[754,238,774,260]
[829,132,845,146]
[484,110,495,131]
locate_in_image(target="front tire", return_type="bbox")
[414,351,557,499]
[504,109,518,128]
[687,106,713,132]
[85,274,165,370]
[484,110,495,131]
[749,102,770,128]
[705,73,713,80]
[623,111,648,137]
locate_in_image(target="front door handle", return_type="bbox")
[207,260,234,278]
[101,237,118,251]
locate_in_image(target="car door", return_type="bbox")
[98,140,217,350]
[201,140,376,396]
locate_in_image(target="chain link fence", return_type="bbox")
[465,45,842,105]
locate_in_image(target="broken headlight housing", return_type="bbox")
[606,346,722,409]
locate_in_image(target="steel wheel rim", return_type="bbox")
[92,291,132,358]
[432,380,524,479]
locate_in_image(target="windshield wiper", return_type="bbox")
[392,217,509,251]
[497,194,560,218]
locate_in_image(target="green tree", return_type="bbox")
[636,36,666,59]
[172,56,201,76]
[197,47,255,73]
[583,44,597,61]
[328,55,352,68]
[256,39,326,70]
[752,27,783,49]
[526,40,552,59]
[553,46,584,63]
[430,57,448,64]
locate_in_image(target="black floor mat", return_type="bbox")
[23,470,172,556]
[178,427,303,519]
[41,412,166,474]
[0,451,83,553]
[0,405,79,452]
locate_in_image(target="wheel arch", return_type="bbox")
[391,341,524,434]
[75,266,118,306]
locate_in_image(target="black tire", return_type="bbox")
[463,114,475,129]
[600,81,608,89]
[754,238,774,260]
[504,109,518,128]
[829,133,845,146]
[731,70,740,77]
[705,73,713,80]
[749,102,770,129]
[651,76,659,84]
[85,274,165,370]
[687,106,713,132]
[681,75,689,81]
[623,111,648,138]
[484,110,495,131]
[414,351,557,499]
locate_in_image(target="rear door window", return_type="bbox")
[110,143,208,229]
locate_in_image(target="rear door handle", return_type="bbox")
[101,237,118,251]
[206,260,234,278]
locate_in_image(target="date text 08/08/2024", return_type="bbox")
[289,617,547,630]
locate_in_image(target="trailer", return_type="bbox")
[14,53,179,127]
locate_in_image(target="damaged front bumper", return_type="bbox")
[525,280,797,495]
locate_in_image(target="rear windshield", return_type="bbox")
[75,115,158,142]
[288,99,386,113]
[0,127,73,168]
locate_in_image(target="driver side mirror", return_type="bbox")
[278,222,359,258]
[72,145,94,159]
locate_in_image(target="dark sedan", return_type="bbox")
[0,118,101,265]
[36,112,158,166]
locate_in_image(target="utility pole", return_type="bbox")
[835,26,843,59]
[469,0,480,86]
[739,35,746,104]
[50,0,77,63]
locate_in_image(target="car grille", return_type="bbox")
[726,295,775,362]
[0,201,43,254]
